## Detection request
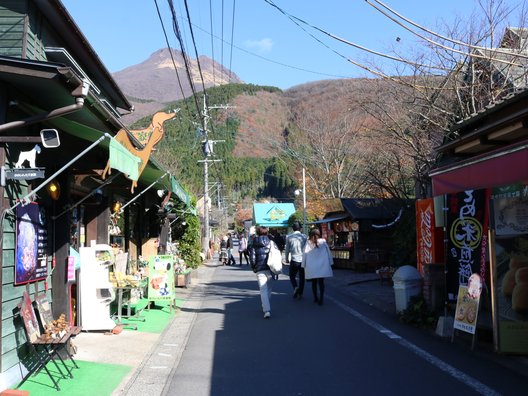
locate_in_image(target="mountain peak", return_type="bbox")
[113,48,243,124]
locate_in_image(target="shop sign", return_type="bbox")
[1,166,45,185]
[453,274,482,334]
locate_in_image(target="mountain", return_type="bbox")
[113,48,243,124]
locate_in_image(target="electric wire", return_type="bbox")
[189,20,353,79]
[209,0,216,85]
[370,0,528,60]
[263,0,451,73]
[153,0,194,117]
[228,0,236,82]
[183,0,208,95]
[365,0,525,67]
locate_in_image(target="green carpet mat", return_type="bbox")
[117,298,184,333]
[18,360,130,395]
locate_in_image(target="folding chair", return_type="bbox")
[17,292,80,391]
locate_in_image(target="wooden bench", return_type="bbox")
[17,292,81,391]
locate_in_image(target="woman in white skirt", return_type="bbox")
[302,228,333,305]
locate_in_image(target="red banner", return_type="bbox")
[416,198,442,275]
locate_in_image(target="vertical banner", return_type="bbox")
[491,193,528,353]
[445,189,489,300]
[148,255,175,302]
[416,198,438,275]
[15,203,48,285]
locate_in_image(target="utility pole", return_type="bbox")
[198,96,230,257]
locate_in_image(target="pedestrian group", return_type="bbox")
[246,222,333,319]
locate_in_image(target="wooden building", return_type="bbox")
[316,198,410,271]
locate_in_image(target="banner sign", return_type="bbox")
[15,202,48,285]
[491,195,528,353]
[148,255,175,302]
[416,198,441,275]
[445,189,489,300]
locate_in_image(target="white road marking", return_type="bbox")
[158,352,172,357]
[328,295,500,396]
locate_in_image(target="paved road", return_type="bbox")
[125,263,526,396]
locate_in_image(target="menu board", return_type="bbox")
[453,274,482,335]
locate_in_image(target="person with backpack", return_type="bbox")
[302,228,333,305]
[248,226,274,319]
[284,221,307,299]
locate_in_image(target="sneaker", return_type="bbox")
[264,311,271,319]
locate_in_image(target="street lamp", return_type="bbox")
[294,168,307,234]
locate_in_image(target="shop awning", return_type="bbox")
[309,213,349,224]
[430,143,528,195]
[341,198,403,220]
[253,203,296,228]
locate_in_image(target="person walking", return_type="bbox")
[226,233,237,266]
[284,221,307,299]
[302,228,333,305]
[248,226,273,319]
[238,233,249,265]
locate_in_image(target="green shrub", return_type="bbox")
[398,295,438,329]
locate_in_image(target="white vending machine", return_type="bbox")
[79,244,116,331]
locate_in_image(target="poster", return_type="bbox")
[453,275,482,334]
[445,189,489,300]
[148,255,175,302]
[492,195,528,353]
[15,203,48,285]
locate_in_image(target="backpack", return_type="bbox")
[266,240,283,274]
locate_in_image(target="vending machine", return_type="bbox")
[78,244,116,331]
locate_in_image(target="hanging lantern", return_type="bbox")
[47,180,61,201]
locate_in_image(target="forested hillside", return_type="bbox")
[131,83,297,203]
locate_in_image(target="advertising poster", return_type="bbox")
[491,195,528,353]
[453,274,482,334]
[148,255,175,302]
[445,189,489,300]
[415,198,443,275]
[15,203,48,285]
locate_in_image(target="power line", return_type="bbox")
[369,0,528,60]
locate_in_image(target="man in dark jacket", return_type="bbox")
[248,226,273,319]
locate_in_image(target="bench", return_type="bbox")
[17,292,81,391]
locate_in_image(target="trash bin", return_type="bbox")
[393,265,423,313]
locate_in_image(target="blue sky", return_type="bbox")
[61,0,526,90]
